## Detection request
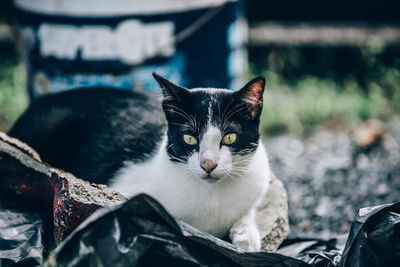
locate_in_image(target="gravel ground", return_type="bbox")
[264,129,400,239]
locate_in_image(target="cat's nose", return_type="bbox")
[200,160,218,175]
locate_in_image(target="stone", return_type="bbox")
[256,172,290,252]
[0,131,126,242]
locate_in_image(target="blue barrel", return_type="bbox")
[12,0,247,99]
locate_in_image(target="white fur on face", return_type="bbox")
[187,124,249,182]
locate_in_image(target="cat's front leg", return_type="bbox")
[229,208,261,252]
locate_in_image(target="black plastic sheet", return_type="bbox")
[47,195,400,267]
[1,194,400,266]
[338,203,400,267]
[0,208,45,266]
[47,194,307,267]
[277,237,346,267]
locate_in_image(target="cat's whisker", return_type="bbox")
[163,104,197,129]
[232,161,251,167]
[168,110,197,130]
[180,166,193,177]
[232,161,252,169]
[231,162,250,169]
[232,157,252,162]
[168,154,187,164]
[172,160,186,165]
[231,167,249,173]
[221,97,236,121]
[216,102,223,126]
[222,171,234,181]
[229,168,249,177]
[166,143,175,150]
[166,108,191,122]
[170,122,194,131]
[226,170,245,181]
[221,102,247,126]
[224,105,248,122]
[176,107,197,129]
[165,108,193,124]
[234,149,257,155]
[224,102,247,117]
[193,115,198,131]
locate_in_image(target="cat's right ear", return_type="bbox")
[153,72,189,104]
[234,76,265,120]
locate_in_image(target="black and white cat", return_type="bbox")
[10,73,271,252]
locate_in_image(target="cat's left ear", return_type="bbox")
[236,76,265,119]
[153,72,189,104]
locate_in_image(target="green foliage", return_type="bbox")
[0,62,29,131]
[249,40,400,136]
[254,68,398,136]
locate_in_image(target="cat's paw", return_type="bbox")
[229,223,261,252]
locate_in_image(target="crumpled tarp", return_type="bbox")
[46,194,306,267]
[1,194,400,267]
[0,207,45,267]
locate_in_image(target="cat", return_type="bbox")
[9,73,271,252]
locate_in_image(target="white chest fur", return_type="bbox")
[111,136,270,237]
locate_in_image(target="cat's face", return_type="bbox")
[153,73,265,183]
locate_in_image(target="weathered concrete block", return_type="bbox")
[257,172,290,252]
[0,132,126,242]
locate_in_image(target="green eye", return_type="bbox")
[183,134,197,145]
[222,133,237,145]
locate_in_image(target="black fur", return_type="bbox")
[9,74,265,185]
[9,88,166,185]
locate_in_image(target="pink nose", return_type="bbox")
[200,160,218,174]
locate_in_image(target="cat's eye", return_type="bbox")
[183,134,197,145]
[222,133,237,145]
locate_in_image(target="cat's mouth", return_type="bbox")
[201,174,221,183]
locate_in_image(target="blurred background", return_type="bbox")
[0,0,399,239]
